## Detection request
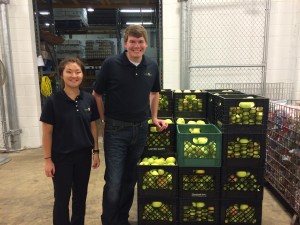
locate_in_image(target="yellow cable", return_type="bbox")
[41,76,52,97]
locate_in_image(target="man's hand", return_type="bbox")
[152,118,168,131]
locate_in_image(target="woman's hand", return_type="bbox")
[92,154,100,169]
[44,159,55,177]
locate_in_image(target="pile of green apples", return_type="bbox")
[142,201,173,222]
[223,170,261,192]
[227,137,261,159]
[183,140,217,159]
[139,156,176,166]
[182,201,215,222]
[158,94,169,111]
[225,203,256,223]
[174,90,203,112]
[182,169,214,191]
[141,168,173,190]
[226,101,264,125]
[176,118,206,125]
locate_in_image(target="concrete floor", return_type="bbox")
[0,146,293,225]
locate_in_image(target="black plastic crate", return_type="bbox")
[138,197,178,225]
[137,163,178,197]
[144,119,176,153]
[214,94,269,133]
[179,198,220,225]
[173,90,207,118]
[178,167,220,198]
[220,199,262,225]
[221,167,265,199]
[205,90,245,124]
[158,89,174,117]
[222,133,267,167]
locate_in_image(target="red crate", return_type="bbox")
[179,198,220,225]
[220,199,262,225]
[178,167,220,198]
[221,167,264,199]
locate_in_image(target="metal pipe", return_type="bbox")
[0,0,22,151]
[180,0,189,89]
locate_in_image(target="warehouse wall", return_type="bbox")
[0,0,42,149]
[162,0,181,89]
[267,0,300,100]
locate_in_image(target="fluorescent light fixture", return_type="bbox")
[39,11,50,15]
[120,8,154,13]
[126,22,153,25]
[87,8,94,12]
[45,23,50,26]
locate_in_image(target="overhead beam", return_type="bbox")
[37,2,157,9]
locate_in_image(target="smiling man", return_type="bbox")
[93,25,168,225]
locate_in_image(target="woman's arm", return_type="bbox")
[42,122,55,177]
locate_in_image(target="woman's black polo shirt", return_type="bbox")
[93,51,161,122]
[40,90,99,154]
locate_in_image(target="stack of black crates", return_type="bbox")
[137,89,178,225]
[174,90,222,225]
[137,89,269,225]
[208,90,269,225]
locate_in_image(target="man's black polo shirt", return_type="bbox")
[40,90,99,154]
[93,50,161,122]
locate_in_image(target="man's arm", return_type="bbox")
[92,91,105,122]
[150,92,168,131]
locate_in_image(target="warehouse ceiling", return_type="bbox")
[36,0,159,34]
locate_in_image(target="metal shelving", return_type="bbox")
[266,102,300,218]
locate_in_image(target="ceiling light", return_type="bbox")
[126,22,153,25]
[87,8,94,12]
[120,9,154,13]
[39,11,50,15]
[44,23,50,27]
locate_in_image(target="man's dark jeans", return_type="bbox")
[101,119,148,225]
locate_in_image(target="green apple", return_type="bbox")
[174,89,182,93]
[166,156,176,164]
[187,120,196,124]
[147,158,154,164]
[191,128,201,134]
[194,90,202,93]
[164,119,173,124]
[183,90,191,93]
[176,118,185,124]
[150,126,158,132]
[158,169,165,175]
[148,119,153,124]
[236,171,247,177]
[150,170,159,176]
[197,137,208,144]
[196,202,205,208]
[192,137,199,144]
[152,201,162,208]
[240,204,249,210]
[196,120,206,124]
